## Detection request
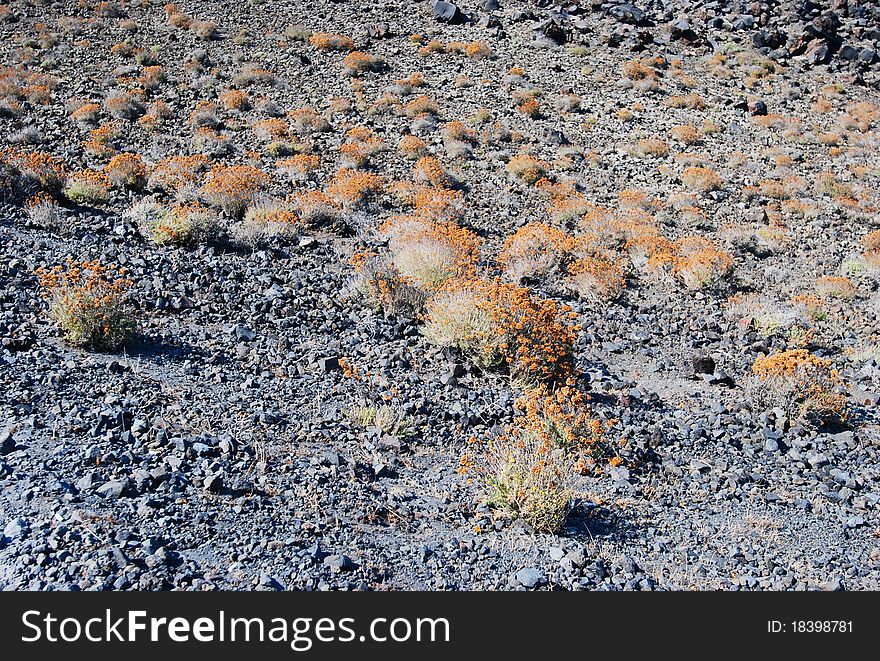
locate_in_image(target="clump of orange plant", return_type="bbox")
[440,120,478,159]
[380,215,481,289]
[404,94,440,118]
[463,384,604,532]
[219,89,250,111]
[412,156,451,188]
[815,275,856,300]
[422,277,579,383]
[750,349,847,426]
[103,153,147,190]
[36,260,135,350]
[862,230,880,268]
[288,107,330,135]
[128,200,217,246]
[63,169,111,205]
[566,253,627,301]
[398,134,428,160]
[681,166,723,192]
[2,149,67,192]
[326,168,383,208]
[234,198,301,245]
[308,32,354,51]
[147,154,209,199]
[506,154,546,185]
[290,190,341,227]
[350,250,426,318]
[671,237,734,289]
[342,51,383,76]
[200,165,268,217]
[498,222,576,282]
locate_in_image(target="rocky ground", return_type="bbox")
[1,0,880,591]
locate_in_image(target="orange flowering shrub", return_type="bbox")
[234,198,301,245]
[506,154,546,185]
[671,237,734,289]
[499,223,576,282]
[815,275,856,300]
[750,349,847,425]
[70,102,102,124]
[566,254,627,301]
[36,260,135,349]
[398,135,428,160]
[308,32,354,51]
[379,215,481,289]
[412,156,451,187]
[63,169,111,205]
[404,95,440,118]
[326,168,383,208]
[128,200,217,246]
[103,152,147,189]
[219,89,250,111]
[681,166,723,192]
[463,384,604,532]
[517,97,541,119]
[342,51,382,76]
[423,277,579,383]
[1,149,67,192]
[290,190,341,227]
[147,154,210,198]
[200,164,269,216]
[288,107,330,135]
[252,118,290,142]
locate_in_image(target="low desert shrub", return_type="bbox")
[36,260,135,350]
[129,200,216,245]
[498,223,576,283]
[422,277,579,383]
[63,169,111,205]
[104,152,147,189]
[750,349,847,426]
[506,154,546,185]
[233,198,301,246]
[200,164,268,217]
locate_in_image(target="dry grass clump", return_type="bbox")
[506,154,547,186]
[326,168,383,208]
[750,349,847,426]
[129,200,216,246]
[814,275,856,300]
[726,293,808,338]
[862,230,880,268]
[252,118,290,142]
[350,250,427,318]
[200,164,268,217]
[36,260,135,350]
[309,32,355,51]
[147,154,209,199]
[412,156,452,188]
[63,169,111,205]
[103,153,147,190]
[417,39,445,57]
[463,41,493,59]
[379,215,481,289]
[440,120,478,159]
[422,277,579,383]
[499,223,576,282]
[288,107,330,135]
[815,172,856,201]
[276,154,320,183]
[681,166,723,192]
[462,384,604,532]
[233,198,301,245]
[105,91,145,120]
[339,126,385,168]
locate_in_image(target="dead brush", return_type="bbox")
[36,260,135,350]
[342,51,384,77]
[350,250,426,318]
[379,215,481,289]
